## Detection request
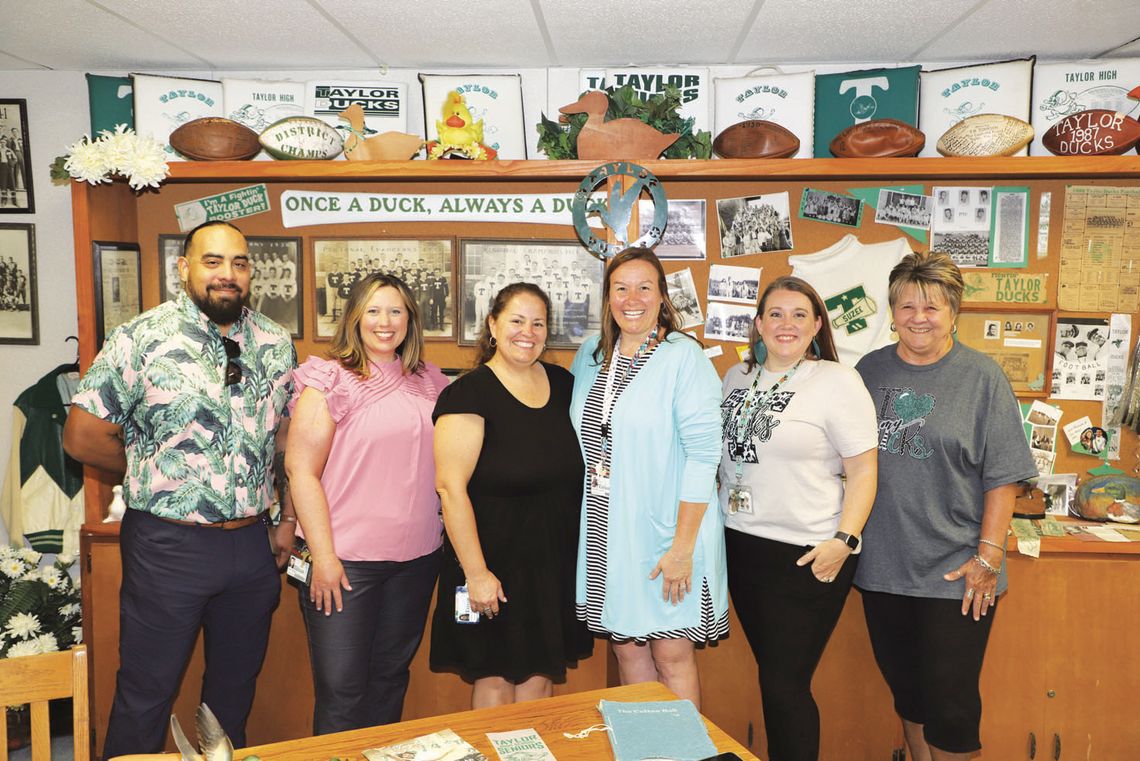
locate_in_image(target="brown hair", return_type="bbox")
[474,282,552,366]
[745,276,838,373]
[591,248,685,369]
[887,250,965,316]
[328,273,425,377]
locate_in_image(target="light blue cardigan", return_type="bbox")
[570,332,728,638]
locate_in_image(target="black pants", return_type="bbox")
[101,509,281,760]
[300,549,441,734]
[725,528,857,761]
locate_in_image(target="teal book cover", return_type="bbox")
[813,65,921,157]
[599,699,718,761]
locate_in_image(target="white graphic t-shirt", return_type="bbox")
[788,235,910,366]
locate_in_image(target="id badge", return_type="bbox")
[590,472,611,497]
[286,537,312,584]
[454,585,480,624]
[728,484,753,515]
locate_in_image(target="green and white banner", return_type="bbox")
[280,190,577,228]
[174,184,272,232]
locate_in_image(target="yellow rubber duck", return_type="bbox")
[427,90,498,160]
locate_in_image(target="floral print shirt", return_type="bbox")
[72,292,296,522]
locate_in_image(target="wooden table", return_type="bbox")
[115,683,757,760]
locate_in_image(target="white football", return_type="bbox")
[259,117,344,160]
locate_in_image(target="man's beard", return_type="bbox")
[190,284,247,325]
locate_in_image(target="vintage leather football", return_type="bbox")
[713,120,800,159]
[169,117,261,161]
[1042,109,1140,156]
[828,119,925,158]
[258,117,344,160]
[936,114,1034,157]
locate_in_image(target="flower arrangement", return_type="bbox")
[49,124,169,190]
[0,546,82,660]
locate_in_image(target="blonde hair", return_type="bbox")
[328,273,425,377]
[888,250,965,316]
[591,248,685,369]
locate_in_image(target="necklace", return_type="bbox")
[590,326,660,497]
[729,358,804,466]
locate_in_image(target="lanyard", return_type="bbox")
[596,327,658,471]
[730,359,803,482]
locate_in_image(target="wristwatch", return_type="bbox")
[834,531,860,551]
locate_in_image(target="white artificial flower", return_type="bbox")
[18,548,42,565]
[1,558,23,578]
[6,612,41,640]
[56,553,76,566]
[20,568,40,583]
[60,602,81,618]
[40,566,63,589]
[0,545,13,559]
[64,136,113,185]
[5,639,41,658]
[34,633,59,653]
[72,626,84,644]
[119,136,169,190]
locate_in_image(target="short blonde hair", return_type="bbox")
[888,250,964,316]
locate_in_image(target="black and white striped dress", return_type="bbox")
[575,346,729,643]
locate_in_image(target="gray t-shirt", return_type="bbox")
[854,342,1037,599]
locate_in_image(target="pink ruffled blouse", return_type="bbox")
[289,356,450,562]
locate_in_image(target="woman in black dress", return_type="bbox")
[431,282,592,707]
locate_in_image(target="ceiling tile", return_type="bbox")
[735,0,956,64]
[0,51,47,70]
[0,0,205,70]
[316,0,551,67]
[919,0,1140,61]
[1103,38,1140,59]
[540,0,757,66]
[96,0,376,69]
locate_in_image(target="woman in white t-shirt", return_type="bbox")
[718,276,878,761]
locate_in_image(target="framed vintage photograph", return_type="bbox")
[458,239,604,349]
[874,189,933,229]
[716,192,794,257]
[0,223,38,344]
[640,199,707,260]
[92,241,142,348]
[313,238,454,341]
[957,309,1052,396]
[248,236,303,338]
[0,100,34,214]
[160,234,305,338]
[800,188,862,228]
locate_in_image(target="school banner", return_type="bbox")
[280,190,578,228]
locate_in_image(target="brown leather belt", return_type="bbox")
[156,514,264,530]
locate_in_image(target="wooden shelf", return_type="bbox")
[161,155,1140,183]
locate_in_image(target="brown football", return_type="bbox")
[713,120,800,159]
[829,119,925,158]
[170,117,261,161]
[1042,110,1140,156]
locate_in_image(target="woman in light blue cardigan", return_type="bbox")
[570,248,727,707]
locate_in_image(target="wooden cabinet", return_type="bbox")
[70,156,1140,760]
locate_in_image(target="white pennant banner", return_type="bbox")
[280,190,578,228]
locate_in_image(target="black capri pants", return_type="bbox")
[860,588,997,754]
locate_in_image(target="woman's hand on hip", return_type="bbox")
[466,569,507,618]
[650,548,693,605]
[796,538,852,583]
[944,556,998,621]
[310,555,352,615]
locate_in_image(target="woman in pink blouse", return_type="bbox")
[284,273,449,733]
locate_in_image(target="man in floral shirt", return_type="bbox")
[64,221,296,759]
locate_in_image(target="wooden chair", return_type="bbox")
[0,645,89,761]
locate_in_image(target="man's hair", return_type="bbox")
[183,220,243,255]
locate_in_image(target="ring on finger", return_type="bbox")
[966,588,976,598]
[982,592,993,600]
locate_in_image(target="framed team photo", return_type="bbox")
[0,100,34,214]
[312,237,454,341]
[92,241,142,348]
[0,223,37,344]
[248,237,303,338]
[458,239,604,349]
